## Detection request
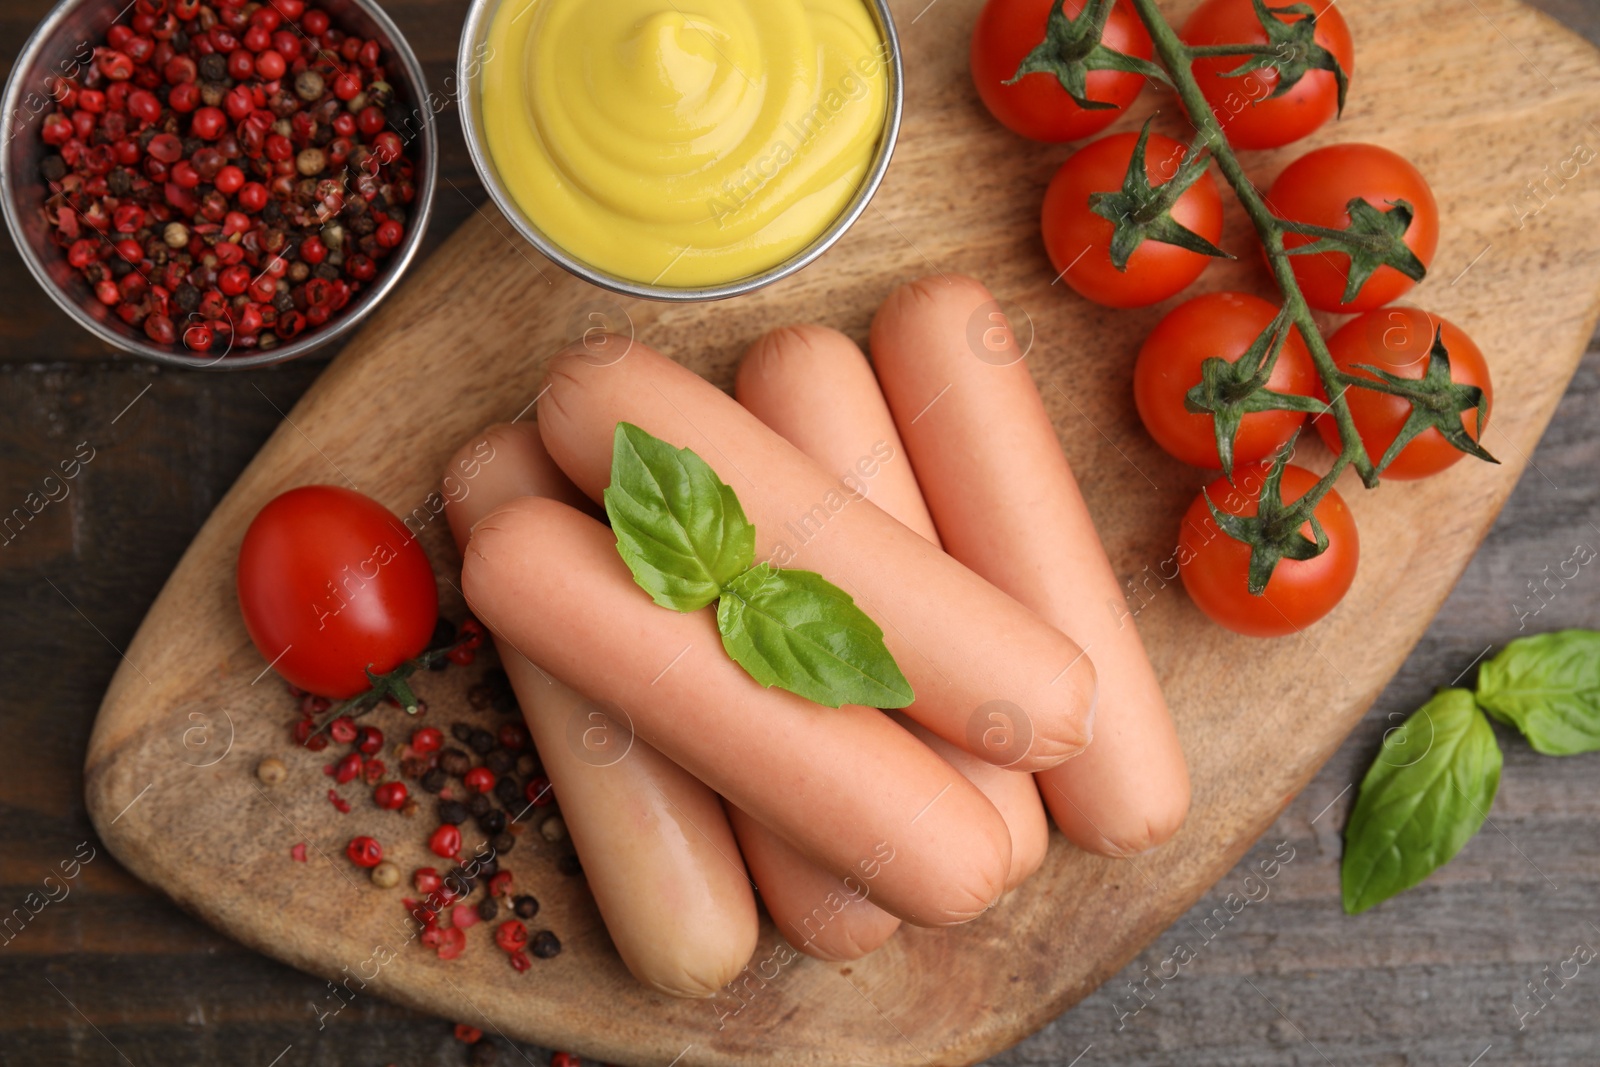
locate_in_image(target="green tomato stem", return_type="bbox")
[1126,0,1378,491]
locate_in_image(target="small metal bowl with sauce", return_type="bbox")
[456,0,903,302]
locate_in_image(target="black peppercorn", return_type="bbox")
[492,691,519,716]
[439,748,472,777]
[468,793,492,818]
[493,776,521,808]
[467,684,493,710]
[477,809,506,836]
[485,750,514,776]
[419,767,447,794]
[476,895,498,922]
[476,854,499,880]
[557,854,583,877]
[469,1038,499,1066]
[512,894,540,919]
[38,153,67,183]
[437,799,468,825]
[531,930,561,959]
[198,52,226,81]
[490,832,515,856]
[452,723,475,744]
[468,728,496,756]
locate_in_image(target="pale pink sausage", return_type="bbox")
[737,325,1051,890]
[534,340,1097,772]
[461,495,1011,925]
[871,275,1191,856]
[445,423,757,996]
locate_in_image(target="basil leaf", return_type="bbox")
[716,563,913,710]
[1476,630,1600,755]
[1341,688,1502,915]
[604,422,755,612]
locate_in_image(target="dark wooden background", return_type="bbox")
[3,0,1597,1063]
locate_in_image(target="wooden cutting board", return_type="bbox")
[85,0,1600,1063]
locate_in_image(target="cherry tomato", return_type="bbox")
[1268,143,1438,313]
[1313,307,1493,480]
[1180,0,1353,150]
[1135,291,1318,469]
[1043,130,1224,308]
[237,485,438,698]
[970,0,1153,143]
[1178,462,1359,637]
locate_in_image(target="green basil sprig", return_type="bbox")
[1476,630,1600,755]
[604,423,913,710]
[1341,688,1502,915]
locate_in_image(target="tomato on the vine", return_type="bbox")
[971,0,1154,142]
[1042,130,1224,308]
[1313,307,1493,480]
[1178,462,1359,637]
[1268,143,1438,313]
[1180,0,1353,150]
[237,485,439,698]
[1135,291,1317,469]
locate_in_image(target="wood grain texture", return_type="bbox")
[0,0,1593,1062]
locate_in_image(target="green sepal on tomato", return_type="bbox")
[971,0,1157,143]
[1312,308,1495,480]
[1135,291,1320,472]
[1043,126,1226,307]
[1179,0,1353,150]
[237,485,439,700]
[1268,143,1438,313]
[1177,458,1359,637]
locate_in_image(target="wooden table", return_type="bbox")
[3,0,1597,1063]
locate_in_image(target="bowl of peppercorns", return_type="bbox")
[1,0,436,368]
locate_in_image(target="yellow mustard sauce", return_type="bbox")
[481,0,890,287]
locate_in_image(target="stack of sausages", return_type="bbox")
[445,274,1190,997]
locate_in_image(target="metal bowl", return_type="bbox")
[456,0,903,302]
[0,0,437,369]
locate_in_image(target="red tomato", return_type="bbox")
[1313,307,1493,479]
[237,485,438,698]
[970,0,1153,142]
[1043,131,1225,308]
[1178,462,1359,637]
[1267,143,1438,313]
[1180,0,1353,150]
[1134,291,1318,469]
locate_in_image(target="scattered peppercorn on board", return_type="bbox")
[85,0,1600,1063]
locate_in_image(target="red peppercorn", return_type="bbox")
[463,766,495,795]
[362,758,385,784]
[497,723,528,752]
[334,751,362,783]
[146,131,183,162]
[346,835,383,868]
[374,780,407,810]
[163,55,196,84]
[550,1051,579,1066]
[509,950,532,973]
[488,871,514,898]
[225,86,255,122]
[255,49,286,80]
[411,726,442,754]
[67,239,98,269]
[356,105,386,138]
[227,48,254,80]
[436,925,466,960]
[144,314,176,344]
[413,867,443,895]
[214,164,244,194]
[41,114,72,146]
[428,823,461,859]
[354,725,384,755]
[237,182,268,212]
[302,9,329,36]
[454,1024,483,1044]
[217,265,250,296]
[114,238,143,264]
[328,715,358,744]
[222,210,251,237]
[183,322,213,351]
[96,279,121,305]
[525,776,553,806]
[495,920,528,954]
[77,89,105,113]
[97,50,134,81]
[170,160,200,188]
[371,130,402,164]
[332,71,362,100]
[359,39,381,70]
[445,644,475,666]
[190,106,225,139]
